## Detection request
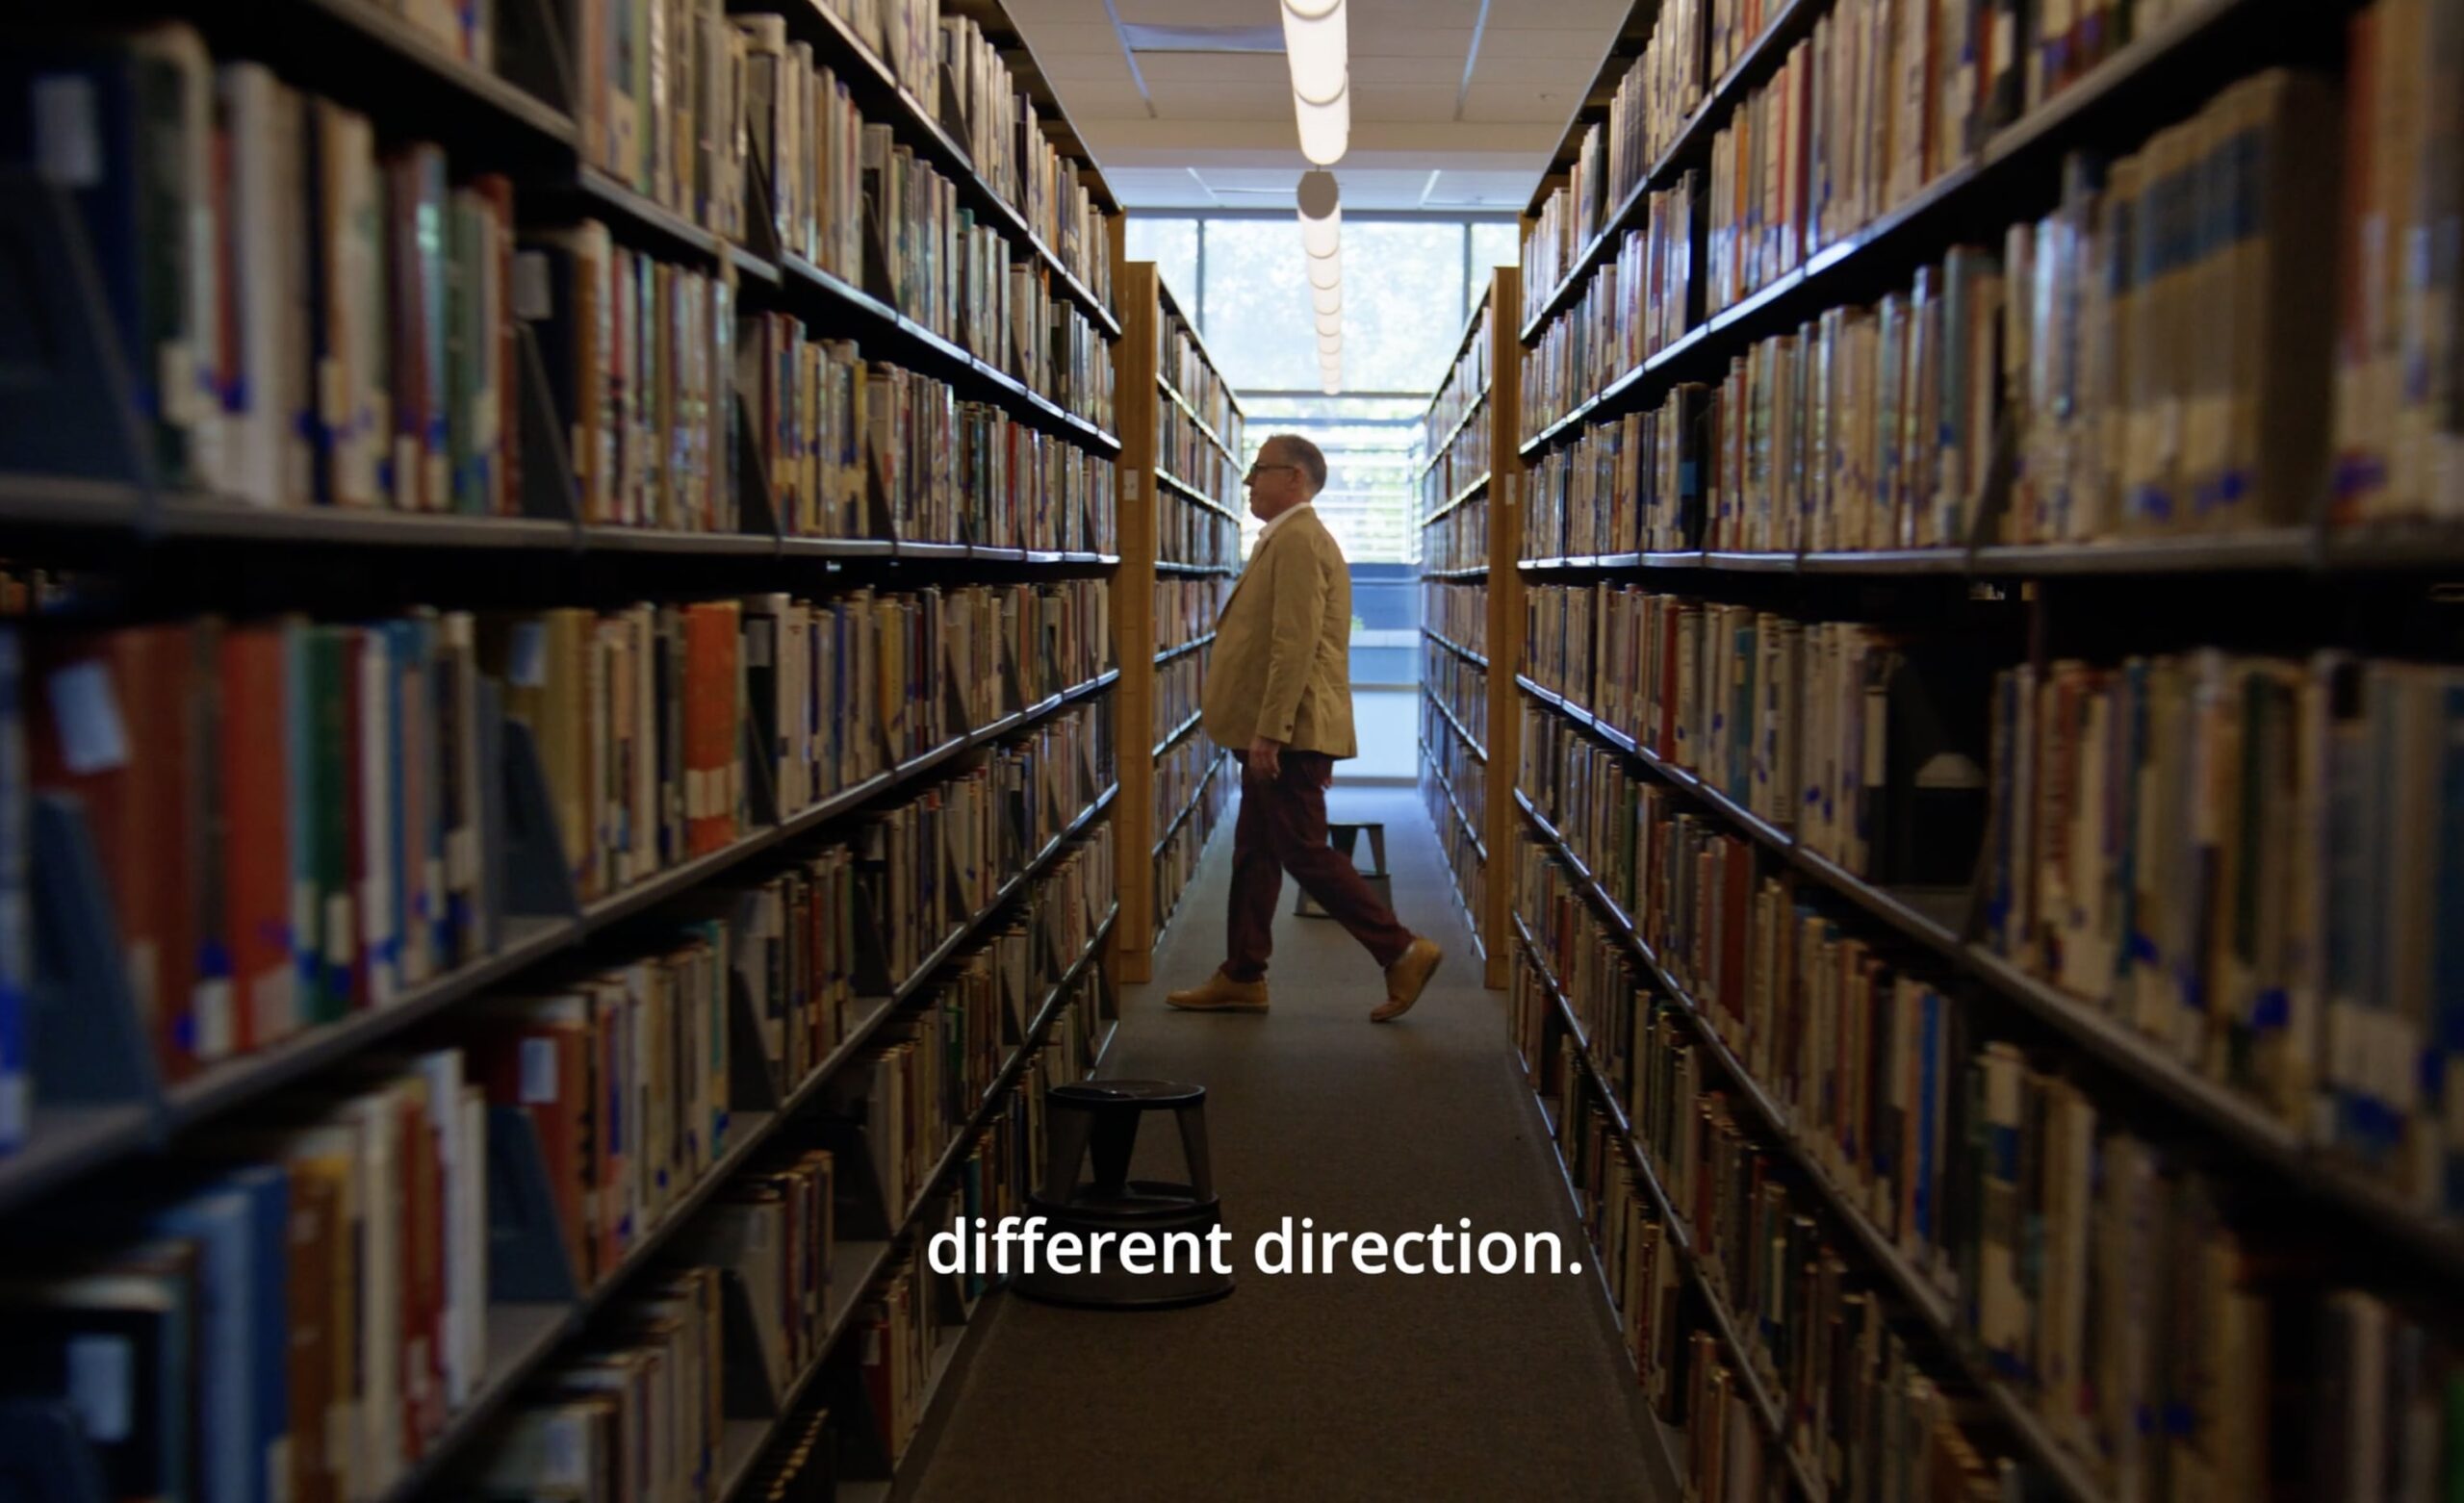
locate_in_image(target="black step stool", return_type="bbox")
[1012,1080,1234,1309]
[1296,821,1390,917]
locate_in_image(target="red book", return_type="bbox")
[467,1015,594,1286]
[220,624,294,1052]
[31,626,199,1078]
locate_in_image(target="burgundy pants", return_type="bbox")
[1222,750,1415,982]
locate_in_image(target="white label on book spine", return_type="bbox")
[449,828,478,889]
[324,892,355,969]
[64,1335,133,1442]
[46,660,129,775]
[520,1036,558,1104]
[32,75,102,188]
[511,250,552,322]
[192,978,233,1060]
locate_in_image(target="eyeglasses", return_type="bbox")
[1245,463,1298,482]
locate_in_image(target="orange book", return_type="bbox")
[684,602,741,854]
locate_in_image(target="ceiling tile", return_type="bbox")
[1455,79,1583,123]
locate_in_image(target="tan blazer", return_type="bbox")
[1201,505,1357,757]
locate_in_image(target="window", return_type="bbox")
[1122,213,1517,570]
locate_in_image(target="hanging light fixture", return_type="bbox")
[1283,0,1348,166]
[1311,282,1342,318]
[1280,0,1346,105]
[1314,307,1342,339]
[1297,169,1341,259]
[1308,249,1341,292]
[1294,82,1348,166]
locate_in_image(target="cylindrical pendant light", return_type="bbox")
[1297,169,1342,259]
[1280,0,1347,111]
[1308,249,1342,291]
[1294,80,1348,167]
[1311,282,1342,317]
[1314,307,1342,339]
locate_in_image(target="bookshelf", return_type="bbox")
[1498,0,2464,1498]
[1112,262,1246,984]
[0,0,1133,1498]
[1417,269,1524,990]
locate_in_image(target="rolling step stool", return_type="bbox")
[1296,821,1389,917]
[1012,1080,1234,1309]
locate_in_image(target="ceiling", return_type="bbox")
[1000,0,1630,211]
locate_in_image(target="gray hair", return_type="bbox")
[1264,433,1327,495]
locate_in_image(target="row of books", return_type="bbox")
[0,584,1111,1101]
[1521,0,1707,326]
[1424,708,1486,838]
[1154,726,1224,844]
[1152,652,1206,751]
[1522,835,2464,1501]
[1160,492,1242,570]
[1522,584,1989,886]
[0,31,539,512]
[742,314,1111,547]
[0,885,783,1502]
[1153,760,1232,942]
[476,1264,739,1503]
[509,583,1105,905]
[1527,993,2027,1503]
[1154,576,1228,656]
[1425,768,1486,933]
[853,717,1112,991]
[1160,304,1242,455]
[1424,302,1491,459]
[801,0,1114,305]
[2001,79,2334,544]
[1422,581,1488,657]
[1423,495,1490,573]
[474,834,1111,1502]
[1159,398,1245,507]
[1982,649,2464,1212]
[579,0,753,245]
[1,1058,496,1503]
[0,782,1119,1503]
[1521,385,1708,557]
[1522,0,2226,465]
[1422,641,1489,756]
[1421,394,1494,519]
[1522,174,1698,436]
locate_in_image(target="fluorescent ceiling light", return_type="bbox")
[1295,82,1348,167]
[1280,0,1347,113]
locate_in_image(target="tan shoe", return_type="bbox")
[1165,970,1270,1012]
[1372,938,1443,1023]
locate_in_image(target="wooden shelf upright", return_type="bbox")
[1112,263,1246,982]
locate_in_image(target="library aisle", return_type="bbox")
[914,786,1662,1501]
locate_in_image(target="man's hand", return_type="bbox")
[1246,735,1284,780]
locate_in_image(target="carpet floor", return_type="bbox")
[907,785,1672,1502]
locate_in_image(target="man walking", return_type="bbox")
[1165,434,1444,1023]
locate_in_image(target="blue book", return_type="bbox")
[0,628,27,1154]
[145,1166,287,1503]
[2434,680,2464,1211]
